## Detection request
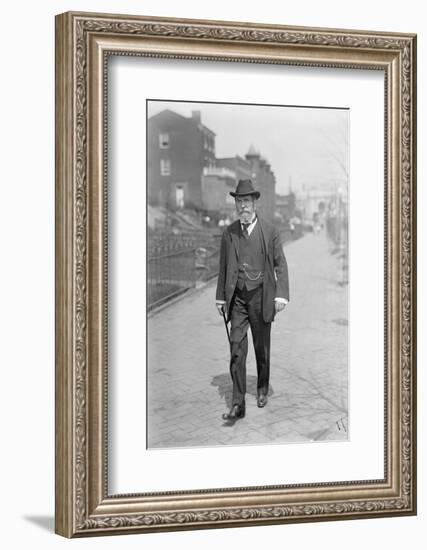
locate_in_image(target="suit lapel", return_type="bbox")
[230,221,240,259]
[257,216,268,258]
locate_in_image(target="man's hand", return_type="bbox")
[275,301,286,314]
[216,303,225,316]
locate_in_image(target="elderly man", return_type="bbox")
[216,179,290,420]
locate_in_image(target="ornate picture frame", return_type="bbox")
[55,11,416,537]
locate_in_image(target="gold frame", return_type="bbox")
[55,11,417,537]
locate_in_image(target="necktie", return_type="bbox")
[242,222,250,239]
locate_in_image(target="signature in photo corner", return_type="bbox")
[336,417,348,433]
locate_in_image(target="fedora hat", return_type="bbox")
[229,179,260,199]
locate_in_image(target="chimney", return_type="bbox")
[191,110,201,124]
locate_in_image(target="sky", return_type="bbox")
[148,100,349,196]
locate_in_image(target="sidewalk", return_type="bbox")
[147,231,348,448]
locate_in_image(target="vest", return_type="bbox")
[237,221,265,290]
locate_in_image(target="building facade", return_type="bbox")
[148,110,277,221]
[148,109,216,210]
[243,145,276,221]
[201,166,236,213]
[216,155,252,182]
[215,148,276,221]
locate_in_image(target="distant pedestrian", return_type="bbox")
[216,179,290,421]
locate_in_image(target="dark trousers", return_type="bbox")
[229,285,271,406]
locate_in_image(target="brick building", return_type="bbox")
[216,155,252,182]
[148,109,216,210]
[201,166,236,213]
[215,148,276,220]
[243,145,276,221]
[148,110,276,220]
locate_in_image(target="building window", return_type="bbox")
[160,159,171,176]
[175,186,184,208]
[205,136,213,152]
[159,133,169,148]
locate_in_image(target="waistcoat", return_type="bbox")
[237,221,265,290]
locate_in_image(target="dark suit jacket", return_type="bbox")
[216,217,289,323]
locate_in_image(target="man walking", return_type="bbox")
[216,179,289,421]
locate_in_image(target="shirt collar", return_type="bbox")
[240,214,257,228]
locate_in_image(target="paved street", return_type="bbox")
[147,231,348,449]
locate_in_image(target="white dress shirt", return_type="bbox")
[241,214,258,236]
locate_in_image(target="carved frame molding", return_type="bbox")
[55,12,416,537]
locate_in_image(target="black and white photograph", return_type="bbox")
[1,0,421,544]
[146,100,349,449]
[52,6,416,540]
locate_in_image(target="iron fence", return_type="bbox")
[148,243,220,311]
[147,225,298,311]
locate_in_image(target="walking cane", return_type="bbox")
[221,307,231,345]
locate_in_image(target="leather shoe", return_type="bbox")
[257,394,268,408]
[222,404,245,420]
